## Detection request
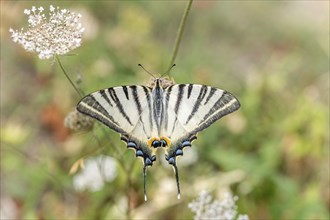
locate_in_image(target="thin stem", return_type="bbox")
[55,55,83,98]
[169,0,194,68]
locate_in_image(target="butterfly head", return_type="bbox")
[147,77,175,89]
[139,64,176,89]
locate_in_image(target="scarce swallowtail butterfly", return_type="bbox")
[76,68,240,201]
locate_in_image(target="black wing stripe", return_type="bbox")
[186,93,240,135]
[174,84,185,114]
[187,84,193,99]
[77,95,122,131]
[131,85,142,115]
[108,88,133,126]
[164,85,173,131]
[186,85,208,124]
[99,89,113,107]
[170,118,178,138]
[142,86,153,131]
[201,91,240,124]
[123,86,130,100]
[131,85,150,135]
[195,100,240,134]
[204,87,217,105]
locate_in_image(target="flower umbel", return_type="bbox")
[9,5,84,59]
[188,191,249,220]
[64,109,94,132]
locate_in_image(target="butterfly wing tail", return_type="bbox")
[165,137,195,199]
[122,135,157,201]
[143,165,148,201]
[174,163,181,199]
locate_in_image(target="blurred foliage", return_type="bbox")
[1,1,329,220]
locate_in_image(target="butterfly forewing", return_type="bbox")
[77,85,157,142]
[161,84,240,141]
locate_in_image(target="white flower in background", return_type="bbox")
[188,190,249,220]
[9,5,84,59]
[73,155,117,192]
[0,196,18,220]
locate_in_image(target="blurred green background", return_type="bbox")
[1,1,329,219]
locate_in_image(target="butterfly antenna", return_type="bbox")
[173,163,181,199]
[160,64,176,78]
[143,165,148,201]
[138,64,156,79]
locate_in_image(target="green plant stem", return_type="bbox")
[55,55,83,98]
[169,0,194,68]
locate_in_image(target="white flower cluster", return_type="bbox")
[73,156,117,192]
[188,191,249,220]
[9,5,84,59]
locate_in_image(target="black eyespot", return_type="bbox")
[145,158,153,166]
[165,154,169,161]
[160,139,167,147]
[127,142,137,149]
[151,155,156,161]
[190,135,197,142]
[182,141,191,148]
[152,140,161,148]
[168,157,175,165]
[136,150,144,157]
[176,149,183,156]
